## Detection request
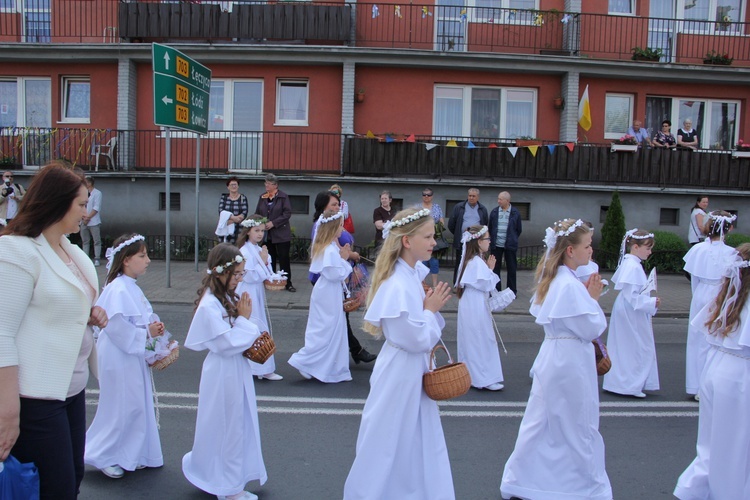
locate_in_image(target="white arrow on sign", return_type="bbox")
[163,52,170,70]
[162,96,173,105]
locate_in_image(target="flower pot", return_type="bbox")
[516,139,542,147]
[611,144,638,152]
[703,59,732,66]
[632,54,660,62]
[553,97,564,110]
[355,93,365,103]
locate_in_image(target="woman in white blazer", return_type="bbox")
[0,162,108,500]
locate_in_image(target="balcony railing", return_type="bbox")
[3,127,750,191]
[1,2,749,66]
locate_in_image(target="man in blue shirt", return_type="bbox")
[627,120,652,147]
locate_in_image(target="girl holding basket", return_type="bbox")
[85,233,169,479]
[344,207,454,500]
[288,209,353,383]
[501,218,610,500]
[182,244,267,500]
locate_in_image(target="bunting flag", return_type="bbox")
[508,147,518,157]
[561,14,572,24]
[421,6,432,18]
[446,139,458,147]
[508,10,516,21]
[566,142,575,152]
[533,13,544,26]
[488,143,498,148]
[528,145,539,156]
[385,135,395,143]
[394,5,402,18]
[425,143,438,151]
[460,8,467,22]
[366,130,376,138]
[372,4,379,18]
[547,144,556,154]
[406,134,416,142]
[467,141,476,149]
[578,84,592,131]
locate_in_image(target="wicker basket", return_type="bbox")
[343,297,361,313]
[148,342,179,371]
[423,344,471,401]
[242,331,276,364]
[593,340,612,376]
[264,278,287,291]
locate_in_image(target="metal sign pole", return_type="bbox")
[195,135,201,272]
[165,127,171,288]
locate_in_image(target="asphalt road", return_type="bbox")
[79,305,697,500]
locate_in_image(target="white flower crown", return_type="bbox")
[207,254,244,275]
[105,235,145,270]
[382,208,431,239]
[240,217,268,228]
[709,212,737,224]
[461,225,488,244]
[543,219,590,255]
[319,210,344,224]
[619,228,655,265]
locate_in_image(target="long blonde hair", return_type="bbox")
[533,218,592,304]
[311,209,343,262]
[364,207,434,337]
[705,243,750,336]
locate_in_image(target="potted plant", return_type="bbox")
[611,134,639,152]
[356,88,365,103]
[631,46,662,62]
[703,50,733,65]
[733,139,750,158]
[515,136,542,147]
[553,96,564,109]
[0,154,18,168]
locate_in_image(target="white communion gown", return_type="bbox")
[288,242,352,383]
[501,265,611,500]
[182,291,267,497]
[457,255,505,388]
[237,241,276,376]
[602,254,659,396]
[683,239,737,394]
[675,297,750,499]
[344,259,455,500]
[84,275,163,471]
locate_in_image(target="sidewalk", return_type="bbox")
[96,261,694,316]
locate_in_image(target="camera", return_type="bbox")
[3,182,13,195]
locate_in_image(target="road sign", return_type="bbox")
[152,43,212,135]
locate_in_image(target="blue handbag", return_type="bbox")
[0,455,40,500]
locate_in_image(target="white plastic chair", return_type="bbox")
[93,137,117,171]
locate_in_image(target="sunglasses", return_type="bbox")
[422,193,433,197]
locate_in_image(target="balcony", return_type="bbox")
[1,2,749,67]
[2,127,750,191]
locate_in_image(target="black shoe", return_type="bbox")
[285,283,297,292]
[352,348,377,364]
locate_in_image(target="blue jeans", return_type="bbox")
[12,390,86,500]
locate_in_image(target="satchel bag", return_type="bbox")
[423,342,471,401]
[593,337,612,376]
[0,455,39,500]
[433,223,450,252]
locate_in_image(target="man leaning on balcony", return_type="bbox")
[627,120,652,147]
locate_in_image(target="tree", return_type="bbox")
[599,191,626,269]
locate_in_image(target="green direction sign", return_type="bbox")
[152,43,211,134]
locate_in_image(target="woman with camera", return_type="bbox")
[0,170,25,222]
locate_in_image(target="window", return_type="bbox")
[23,0,50,42]
[0,77,51,128]
[289,195,309,215]
[660,208,679,225]
[604,94,633,139]
[434,85,536,139]
[473,0,537,23]
[608,0,634,14]
[514,201,530,221]
[61,77,90,123]
[600,206,609,224]
[275,80,309,126]
[159,192,181,211]
[680,0,743,33]
[0,0,16,12]
[646,96,739,149]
